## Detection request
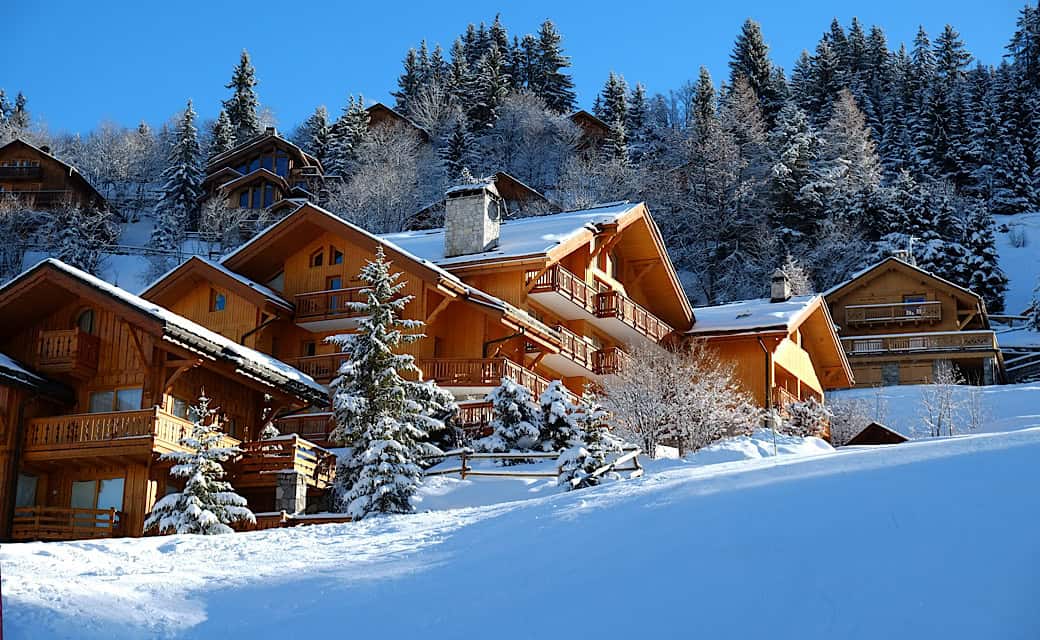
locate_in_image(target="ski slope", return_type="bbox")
[3,428,1038,640]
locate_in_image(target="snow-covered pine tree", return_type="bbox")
[209,109,235,160]
[963,201,1009,312]
[440,112,474,180]
[292,106,331,165]
[47,201,118,275]
[558,386,625,490]
[538,380,579,451]
[691,66,717,139]
[780,254,815,295]
[1029,278,1040,331]
[627,83,648,155]
[222,50,262,144]
[325,96,369,179]
[393,48,424,115]
[151,99,202,269]
[144,393,255,535]
[769,103,824,241]
[468,44,510,131]
[326,247,454,519]
[475,377,541,460]
[596,72,628,131]
[729,18,781,121]
[817,89,881,220]
[806,36,842,126]
[530,20,576,113]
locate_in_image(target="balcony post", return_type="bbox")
[275,470,308,515]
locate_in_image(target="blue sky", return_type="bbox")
[3,0,1028,134]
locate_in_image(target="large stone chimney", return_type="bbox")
[443,180,503,258]
[770,268,792,303]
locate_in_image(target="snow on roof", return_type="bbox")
[822,256,982,301]
[380,201,635,267]
[27,259,327,402]
[0,352,48,390]
[222,203,561,340]
[686,295,818,336]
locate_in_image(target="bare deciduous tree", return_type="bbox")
[919,362,967,438]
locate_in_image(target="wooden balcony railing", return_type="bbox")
[274,412,334,443]
[555,324,596,370]
[0,165,42,179]
[592,346,628,375]
[36,328,100,379]
[11,506,122,541]
[295,287,368,322]
[845,301,942,326]
[293,353,348,382]
[772,387,801,414]
[235,435,336,489]
[416,357,554,398]
[595,291,673,342]
[841,331,998,356]
[455,401,495,435]
[25,407,239,453]
[1,189,77,206]
[527,265,599,314]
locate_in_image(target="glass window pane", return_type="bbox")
[77,309,94,334]
[96,478,124,512]
[89,391,114,413]
[171,397,189,419]
[115,388,142,412]
[263,184,274,208]
[275,155,289,176]
[71,480,95,509]
[261,156,273,171]
[249,157,260,172]
[15,474,37,507]
[239,189,249,208]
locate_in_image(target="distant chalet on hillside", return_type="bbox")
[0,138,106,211]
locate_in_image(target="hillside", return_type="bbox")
[3,428,1039,640]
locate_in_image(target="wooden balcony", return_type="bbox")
[533,324,597,378]
[772,387,801,414]
[527,265,673,345]
[11,506,123,541]
[841,331,999,357]
[274,412,334,444]
[592,346,628,376]
[233,435,336,490]
[24,407,239,461]
[416,357,554,398]
[455,401,494,436]
[1,189,77,207]
[36,328,100,379]
[293,353,348,383]
[845,301,942,326]
[294,287,368,330]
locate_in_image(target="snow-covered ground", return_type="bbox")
[995,211,1040,315]
[831,381,1040,436]
[3,427,1038,639]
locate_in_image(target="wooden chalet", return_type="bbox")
[845,422,909,446]
[0,259,334,542]
[569,110,611,151]
[365,102,431,142]
[200,127,326,225]
[0,138,106,210]
[682,273,855,415]
[824,256,1005,386]
[142,184,693,441]
[403,171,559,230]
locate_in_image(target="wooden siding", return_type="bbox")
[165,284,263,345]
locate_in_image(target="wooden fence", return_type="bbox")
[424,447,644,482]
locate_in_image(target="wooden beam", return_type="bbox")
[425,296,454,325]
[163,358,203,392]
[530,351,547,368]
[524,263,553,293]
[590,231,623,260]
[958,311,978,330]
[124,321,152,366]
[628,261,657,287]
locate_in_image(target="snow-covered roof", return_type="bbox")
[380,201,635,267]
[143,256,292,311]
[0,352,47,389]
[18,259,327,403]
[685,295,819,336]
[822,256,983,302]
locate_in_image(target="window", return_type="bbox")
[309,249,324,268]
[903,294,926,317]
[15,473,37,507]
[88,387,142,413]
[263,183,274,208]
[239,189,250,208]
[71,477,124,526]
[275,152,289,176]
[331,246,344,265]
[210,289,227,312]
[881,363,900,386]
[249,157,261,172]
[76,308,95,334]
[260,155,273,171]
[170,396,190,419]
[302,341,316,357]
[327,276,343,311]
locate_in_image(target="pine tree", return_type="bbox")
[440,112,474,180]
[769,103,824,240]
[468,45,510,130]
[558,387,625,490]
[48,202,118,275]
[596,72,629,130]
[627,83,648,144]
[222,50,262,144]
[144,393,255,535]
[325,96,369,178]
[1029,278,1040,331]
[208,109,235,160]
[691,67,717,139]
[538,380,579,451]
[152,99,202,253]
[475,377,541,459]
[807,37,841,125]
[293,105,331,165]
[818,89,881,215]
[529,20,576,113]
[789,50,814,112]
[729,18,780,121]
[990,64,1037,213]
[10,92,29,131]
[393,48,423,115]
[963,201,1009,312]
[327,247,455,519]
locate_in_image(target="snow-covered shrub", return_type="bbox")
[538,380,579,451]
[918,361,967,438]
[558,387,627,490]
[327,247,455,519]
[781,397,833,438]
[1008,225,1027,248]
[144,393,254,535]
[474,377,542,462]
[1029,278,1040,332]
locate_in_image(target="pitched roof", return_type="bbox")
[382,201,636,267]
[141,255,293,312]
[205,129,322,173]
[0,351,70,400]
[0,259,328,404]
[823,256,985,304]
[0,138,106,204]
[685,295,819,337]
[365,102,431,140]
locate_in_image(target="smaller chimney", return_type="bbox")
[444,179,503,258]
[892,249,916,266]
[40,144,51,154]
[265,126,276,136]
[770,268,791,303]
